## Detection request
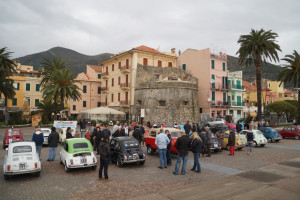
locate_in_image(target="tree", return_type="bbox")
[277,50,300,123]
[236,29,281,121]
[37,99,57,122]
[266,101,297,125]
[0,48,16,99]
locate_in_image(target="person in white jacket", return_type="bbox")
[155,129,170,169]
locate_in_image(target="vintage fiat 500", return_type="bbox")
[60,138,97,172]
[3,142,41,180]
[3,128,24,149]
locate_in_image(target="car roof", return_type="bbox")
[6,129,21,132]
[112,137,137,142]
[65,138,90,145]
[149,128,183,132]
[9,141,35,147]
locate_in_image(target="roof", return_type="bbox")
[65,138,90,144]
[9,141,35,147]
[79,107,126,115]
[133,45,166,55]
[19,70,39,74]
[87,65,102,72]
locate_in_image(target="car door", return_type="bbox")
[263,129,270,139]
[290,127,297,138]
[281,127,289,137]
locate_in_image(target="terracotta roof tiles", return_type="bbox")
[87,65,102,72]
[133,45,166,55]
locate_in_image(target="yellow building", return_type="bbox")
[99,45,177,115]
[266,80,284,98]
[6,75,25,113]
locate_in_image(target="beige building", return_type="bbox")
[99,45,177,116]
[69,65,102,117]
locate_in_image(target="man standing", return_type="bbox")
[246,131,255,155]
[155,129,170,169]
[165,130,172,166]
[132,125,141,143]
[32,127,44,159]
[236,122,242,133]
[47,127,59,161]
[94,127,103,155]
[102,125,111,139]
[99,135,111,181]
[124,123,129,136]
[205,127,212,157]
[173,131,190,175]
[113,127,122,138]
[184,121,192,136]
[113,121,120,135]
[215,130,224,152]
[139,124,145,147]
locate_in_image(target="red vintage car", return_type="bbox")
[145,128,184,155]
[2,129,24,149]
[278,125,300,140]
[143,126,150,137]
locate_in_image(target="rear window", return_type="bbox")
[13,145,32,153]
[8,130,20,136]
[270,128,276,132]
[73,142,89,149]
[171,132,182,138]
[124,141,139,148]
[41,130,50,134]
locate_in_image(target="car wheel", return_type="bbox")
[226,145,230,151]
[237,147,243,150]
[275,140,279,143]
[65,162,70,172]
[295,135,300,140]
[4,174,9,180]
[214,149,219,153]
[60,159,63,165]
[267,138,272,143]
[147,146,154,155]
[253,141,257,147]
[36,171,40,177]
[117,157,123,168]
[139,160,145,165]
[91,166,97,170]
[260,144,265,147]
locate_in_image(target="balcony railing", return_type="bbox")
[120,65,130,72]
[229,101,245,107]
[211,84,228,91]
[211,101,230,107]
[120,100,129,106]
[101,87,109,91]
[120,82,130,88]
[229,84,244,90]
[102,71,109,76]
[101,102,108,106]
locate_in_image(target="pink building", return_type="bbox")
[177,48,228,118]
[69,65,102,117]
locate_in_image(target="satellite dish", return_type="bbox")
[210,79,215,83]
[207,98,211,102]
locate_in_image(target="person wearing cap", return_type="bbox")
[155,129,170,169]
[165,130,172,166]
[99,135,111,181]
[204,126,212,157]
[184,121,192,136]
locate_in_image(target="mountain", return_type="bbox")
[227,55,282,82]
[14,47,112,74]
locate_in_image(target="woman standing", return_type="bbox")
[228,130,236,156]
[66,127,73,139]
[99,135,111,181]
[190,132,202,173]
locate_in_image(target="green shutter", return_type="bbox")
[211,60,215,69]
[228,96,230,102]
[26,83,30,91]
[12,98,17,106]
[36,84,40,91]
[223,63,226,71]
[182,64,186,71]
[211,74,215,88]
[212,91,215,101]
[223,92,226,102]
[83,101,86,107]
[237,96,242,106]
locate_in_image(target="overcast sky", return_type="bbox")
[1,0,299,64]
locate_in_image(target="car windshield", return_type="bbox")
[270,128,277,132]
[8,130,20,136]
[124,141,139,148]
[73,142,89,149]
[13,145,32,153]
[171,132,182,138]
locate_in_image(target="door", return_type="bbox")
[126,74,128,87]
[105,80,108,87]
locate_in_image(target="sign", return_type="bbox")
[141,109,145,117]
[54,120,77,129]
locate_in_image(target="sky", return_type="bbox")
[1,0,299,65]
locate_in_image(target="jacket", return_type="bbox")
[228,132,236,146]
[246,132,254,142]
[66,131,73,139]
[167,134,172,150]
[113,130,122,138]
[184,123,192,134]
[95,130,103,143]
[191,138,203,153]
[102,129,111,138]
[236,124,242,132]
[48,131,59,147]
[205,131,212,144]
[155,133,170,149]
[175,135,190,156]
[132,128,141,141]
[140,126,145,136]
[32,131,44,146]
[99,140,110,158]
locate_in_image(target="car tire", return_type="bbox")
[147,146,154,155]
[60,160,63,165]
[139,160,145,165]
[4,174,9,180]
[65,162,70,172]
[91,166,97,170]
[36,171,40,177]
[260,144,265,147]
[295,135,300,140]
[226,145,230,151]
[214,149,219,153]
[267,138,273,143]
[253,141,257,147]
[275,140,279,143]
[117,157,123,168]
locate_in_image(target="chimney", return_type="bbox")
[171,48,176,55]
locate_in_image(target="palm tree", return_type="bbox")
[0,47,16,76]
[277,50,300,123]
[37,99,56,121]
[43,68,81,116]
[236,29,281,121]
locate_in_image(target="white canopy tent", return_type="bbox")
[79,107,126,121]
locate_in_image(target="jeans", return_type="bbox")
[99,157,109,179]
[48,147,57,160]
[36,146,42,159]
[166,148,172,165]
[174,153,189,175]
[247,143,253,152]
[191,153,201,172]
[158,148,167,167]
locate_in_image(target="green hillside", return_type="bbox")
[14,47,112,74]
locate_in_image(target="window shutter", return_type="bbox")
[211,60,215,69]
[182,64,186,71]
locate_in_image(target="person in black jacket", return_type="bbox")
[228,130,236,156]
[47,127,59,161]
[99,136,111,181]
[66,127,73,139]
[190,132,202,173]
[236,122,242,133]
[94,127,103,155]
[113,127,122,138]
[184,121,192,135]
[102,125,111,138]
[173,131,191,175]
[165,130,172,166]
[132,125,140,143]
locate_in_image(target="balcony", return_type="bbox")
[211,101,230,107]
[211,84,228,91]
[229,84,244,91]
[229,101,245,107]
[120,82,130,91]
[101,102,108,106]
[120,100,130,107]
[101,87,109,93]
[120,65,130,73]
[102,71,109,79]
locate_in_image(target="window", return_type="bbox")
[158,60,162,67]
[269,83,270,87]
[223,110,226,116]
[97,102,101,107]
[118,93,120,101]
[119,62,121,69]
[143,58,148,65]
[73,143,89,149]
[182,64,186,71]
[222,63,226,71]
[182,101,188,105]
[13,83,20,90]
[83,85,87,93]
[118,77,120,85]
[168,62,172,67]
[12,98,17,106]
[98,87,101,94]
[199,108,202,113]
[211,60,215,69]
[112,64,114,71]
[26,83,30,91]
[211,74,215,88]
[73,105,76,111]
[126,59,129,67]
[111,93,114,102]
[36,84,40,92]
[137,100,142,105]
[98,74,101,79]
[112,78,114,86]
[232,95,235,101]
[28,98,30,106]
[35,99,39,107]
[13,145,32,153]
[212,91,215,101]
[83,101,86,107]
[159,100,166,106]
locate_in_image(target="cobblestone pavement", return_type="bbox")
[0,127,300,200]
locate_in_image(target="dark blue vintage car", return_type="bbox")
[259,127,282,143]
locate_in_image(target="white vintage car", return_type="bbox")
[60,138,97,172]
[3,142,41,180]
[241,130,268,147]
[57,127,76,143]
[41,128,51,145]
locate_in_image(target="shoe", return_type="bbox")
[47,159,51,161]
[173,172,178,175]
[99,177,104,180]
[158,166,163,169]
[190,169,195,171]
[105,178,111,182]
[164,166,167,168]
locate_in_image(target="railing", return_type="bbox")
[211,84,228,90]
[120,100,129,105]
[101,87,109,91]
[101,102,107,106]
[229,101,245,106]
[102,71,109,76]
[120,82,130,88]
[211,101,230,107]
[120,65,130,71]
[229,84,244,90]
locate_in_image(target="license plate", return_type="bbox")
[44,137,48,141]
[80,157,87,164]
[19,162,27,170]
[133,155,139,160]
[214,144,218,147]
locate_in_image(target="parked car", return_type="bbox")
[237,132,247,144]
[41,128,51,145]
[110,137,146,167]
[3,129,24,149]
[259,127,282,142]
[3,142,41,180]
[240,130,267,147]
[145,128,184,155]
[222,131,246,150]
[57,127,76,143]
[143,126,150,137]
[205,118,225,127]
[278,125,300,140]
[60,138,97,172]
[198,131,222,152]
[210,124,228,134]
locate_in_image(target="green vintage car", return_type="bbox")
[60,138,97,172]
